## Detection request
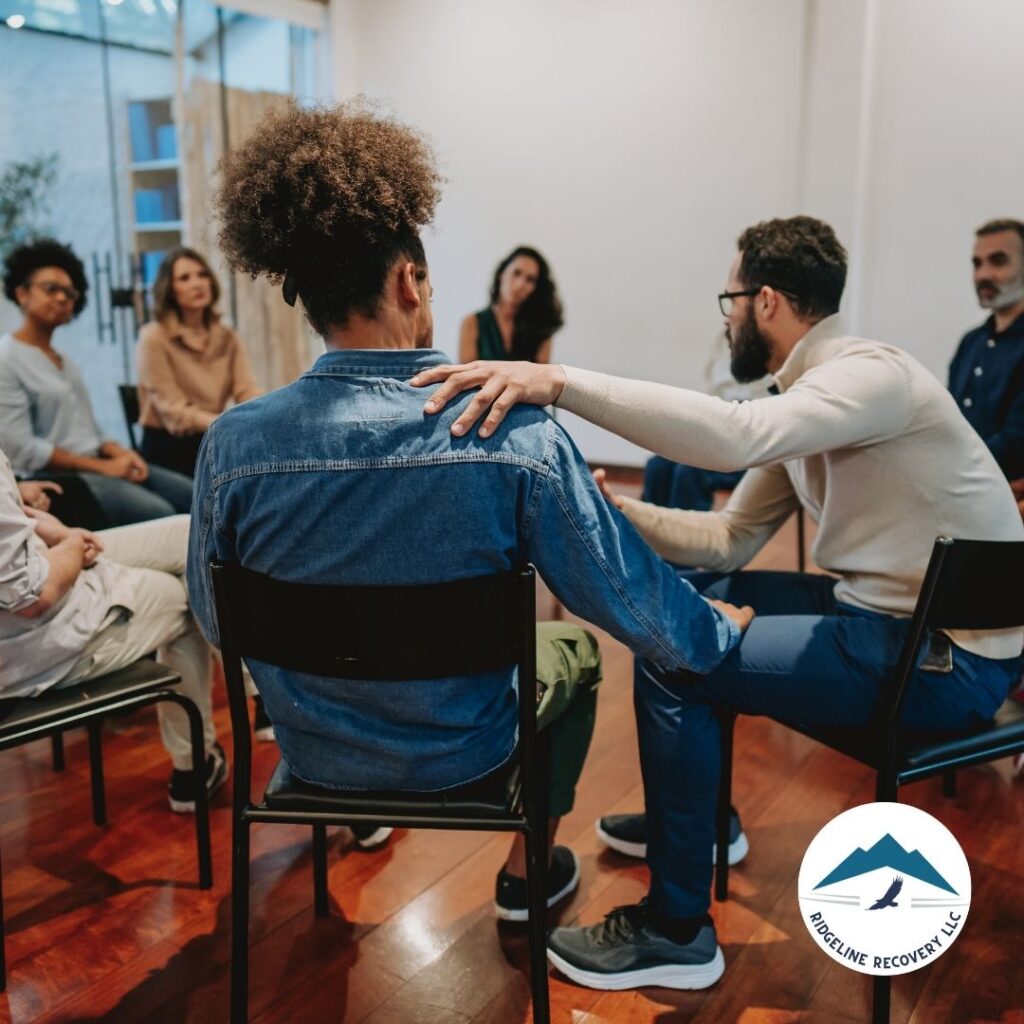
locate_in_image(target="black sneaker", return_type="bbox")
[253,696,275,742]
[351,822,393,850]
[168,742,229,813]
[547,900,724,990]
[596,810,749,865]
[494,844,580,922]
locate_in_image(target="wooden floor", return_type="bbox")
[1,490,1022,1024]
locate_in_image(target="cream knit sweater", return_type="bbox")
[556,315,1024,660]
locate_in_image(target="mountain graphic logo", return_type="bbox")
[813,832,957,895]
[798,804,971,978]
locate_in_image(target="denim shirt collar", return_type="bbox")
[304,347,454,380]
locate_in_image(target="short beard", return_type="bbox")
[729,304,772,383]
[977,274,1024,311]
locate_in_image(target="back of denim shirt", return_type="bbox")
[188,348,739,791]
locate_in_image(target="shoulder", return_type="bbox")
[460,313,480,333]
[137,320,170,348]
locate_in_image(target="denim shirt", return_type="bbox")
[187,348,740,791]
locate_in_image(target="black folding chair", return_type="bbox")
[210,561,550,1024]
[0,659,213,990]
[713,537,1024,1023]
[118,384,141,452]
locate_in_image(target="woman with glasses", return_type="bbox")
[135,248,261,478]
[0,239,193,525]
[458,246,564,364]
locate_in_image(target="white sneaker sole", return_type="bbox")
[254,725,276,742]
[354,826,393,850]
[495,850,581,922]
[546,944,725,991]
[168,758,229,814]
[595,821,749,866]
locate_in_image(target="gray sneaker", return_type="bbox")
[547,901,725,990]
[596,811,749,865]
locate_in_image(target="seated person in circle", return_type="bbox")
[0,240,194,526]
[188,102,749,921]
[136,247,262,478]
[459,246,563,364]
[0,447,224,812]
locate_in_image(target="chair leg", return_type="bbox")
[312,824,329,918]
[796,508,807,573]
[524,821,551,1024]
[872,974,891,1023]
[230,815,251,1024]
[51,731,66,772]
[87,721,106,826]
[715,712,736,902]
[178,695,213,889]
[0,832,6,992]
[942,770,957,798]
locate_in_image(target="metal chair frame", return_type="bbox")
[0,660,212,990]
[713,536,1024,1024]
[211,561,550,1024]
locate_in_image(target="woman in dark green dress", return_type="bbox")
[459,246,564,364]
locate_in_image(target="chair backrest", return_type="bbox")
[118,384,140,452]
[881,537,1024,758]
[918,537,1024,631]
[209,561,538,799]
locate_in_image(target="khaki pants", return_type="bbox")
[60,515,215,771]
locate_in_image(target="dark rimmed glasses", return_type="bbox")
[717,289,760,316]
[718,286,799,316]
[32,280,81,304]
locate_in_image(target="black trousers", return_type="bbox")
[140,427,204,479]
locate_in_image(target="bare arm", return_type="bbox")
[14,532,87,619]
[532,338,553,364]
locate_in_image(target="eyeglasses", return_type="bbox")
[717,286,800,317]
[32,280,81,304]
[717,289,760,316]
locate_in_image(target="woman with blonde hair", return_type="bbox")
[136,247,261,477]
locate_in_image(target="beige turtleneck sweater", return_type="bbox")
[556,314,1024,660]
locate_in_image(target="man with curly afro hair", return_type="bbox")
[1,239,194,526]
[187,102,747,933]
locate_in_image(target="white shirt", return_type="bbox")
[557,315,1024,660]
[0,334,104,473]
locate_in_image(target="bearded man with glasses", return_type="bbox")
[413,214,1024,991]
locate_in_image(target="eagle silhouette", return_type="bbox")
[867,875,903,910]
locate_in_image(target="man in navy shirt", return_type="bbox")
[948,219,1024,496]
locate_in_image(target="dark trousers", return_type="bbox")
[27,471,112,530]
[140,427,205,479]
[636,570,1021,918]
[642,455,744,511]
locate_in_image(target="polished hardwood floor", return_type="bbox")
[1,487,1022,1024]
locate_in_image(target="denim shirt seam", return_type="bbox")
[520,420,556,539]
[209,451,548,488]
[543,449,689,670]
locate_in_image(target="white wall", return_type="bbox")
[330,0,1024,465]
[335,0,808,464]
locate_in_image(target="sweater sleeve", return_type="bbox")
[137,325,216,436]
[555,346,914,472]
[619,462,801,571]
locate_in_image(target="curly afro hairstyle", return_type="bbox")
[489,246,564,360]
[737,216,847,321]
[3,238,89,317]
[216,100,442,335]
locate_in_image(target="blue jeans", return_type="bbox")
[635,570,1021,918]
[642,455,745,511]
[78,465,193,525]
